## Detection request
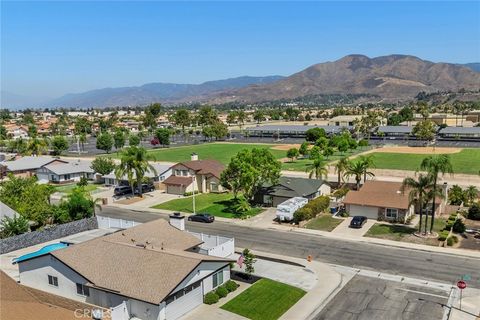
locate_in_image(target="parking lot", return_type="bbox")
[314,276,449,320]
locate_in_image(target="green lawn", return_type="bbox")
[371,149,480,175]
[152,193,262,218]
[110,143,286,164]
[221,278,306,320]
[53,183,99,194]
[365,223,416,241]
[305,215,343,231]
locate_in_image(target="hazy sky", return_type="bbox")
[2,1,479,98]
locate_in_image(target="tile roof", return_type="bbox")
[177,159,224,178]
[51,219,230,304]
[343,181,411,209]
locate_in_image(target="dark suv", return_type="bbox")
[114,185,132,196]
[187,213,215,223]
[134,183,155,194]
[349,216,368,228]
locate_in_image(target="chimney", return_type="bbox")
[191,153,198,161]
[169,212,185,231]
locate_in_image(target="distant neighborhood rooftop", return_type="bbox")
[376,125,413,134]
[439,126,480,135]
[246,124,351,134]
[3,156,66,172]
[44,160,94,175]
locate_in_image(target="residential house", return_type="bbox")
[4,124,28,140]
[103,163,172,190]
[343,180,442,223]
[254,176,331,207]
[164,154,225,195]
[3,156,68,177]
[15,218,233,320]
[36,160,94,184]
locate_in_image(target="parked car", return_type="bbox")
[114,185,132,196]
[350,216,368,228]
[187,213,215,223]
[134,183,155,194]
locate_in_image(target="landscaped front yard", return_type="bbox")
[151,193,262,218]
[365,217,448,246]
[305,214,343,231]
[221,278,306,320]
[53,183,99,194]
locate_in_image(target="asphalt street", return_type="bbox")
[99,206,480,288]
[314,276,448,320]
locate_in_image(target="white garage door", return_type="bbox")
[349,205,378,219]
[165,283,202,320]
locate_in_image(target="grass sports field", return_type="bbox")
[370,148,480,175]
[116,143,286,164]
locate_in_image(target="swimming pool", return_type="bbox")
[13,242,69,264]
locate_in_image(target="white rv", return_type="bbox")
[276,197,308,221]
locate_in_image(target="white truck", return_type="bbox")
[276,197,308,221]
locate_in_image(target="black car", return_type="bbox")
[114,185,132,196]
[350,216,368,228]
[134,183,155,194]
[187,213,215,223]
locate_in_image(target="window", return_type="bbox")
[182,170,188,176]
[76,283,90,296]
[48,275,58,287]
[210,182,219,192]
[64,174,71,180]
[212,271,224,288]
[385,208,398,219]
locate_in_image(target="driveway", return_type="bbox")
[331,217,376,236]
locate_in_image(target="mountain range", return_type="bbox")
[2,55,479,109]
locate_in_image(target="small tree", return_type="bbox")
[0,215,30,238]
[286,148,299,162]
[91,157,116,176]
[322,146,334,159]
[77,176,88,187]
[155,128,171,147]
[96,132,114,153]
[299,142,309,157]
[242,248,256,276]
[113,129,126,150]
[128,134,141,146]
[51,136,69,156]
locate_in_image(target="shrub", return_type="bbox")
[338,211,350,217]
[468,203,480,220]
[446,235,458,246]
[215,286,228,298]
[438,230,449,241]
[293,207,313,223]
[305,196,330,216]
[204,292,219,304]
[225,280,239,292]
[452,219,466,233]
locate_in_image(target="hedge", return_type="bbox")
[293,195,330,223]
[215,286,228,298]
[204,292,219,304]
[225,280,239,292]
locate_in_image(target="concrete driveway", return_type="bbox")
[331,217,376,236]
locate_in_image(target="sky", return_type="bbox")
[1,1,479,99]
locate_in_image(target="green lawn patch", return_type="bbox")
[305,215,343,231]
[221,278,306,320]
[152,193,262,218]
[53,183,99,194]
[109,142,285,164]
[371,149,480,175]
[365,223,416,241]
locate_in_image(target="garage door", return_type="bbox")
[349,205,378,219]
[165,282,202,320]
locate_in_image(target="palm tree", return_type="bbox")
[420,154,454,233]
[237,111,247,131]
[401,174,433,234]
[334,157,349,187]
[465,185,479,205]
[344,159,374,190]
[79,133,87,151]
[306,156,328,180]
[358,155,376,183]
[26,137,48,156]
[115,146,156,197]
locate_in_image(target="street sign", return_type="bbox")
[457,280,467,290]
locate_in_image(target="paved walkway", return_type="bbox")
[330,217,376,236]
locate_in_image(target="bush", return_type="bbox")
[338,211,350,217]
[452,219,466,233]
[215,286,228,298]
[225,280,239,292]
[305,196,330,216]
[293,207,313,223]
[468,202,480,220]
[183,191,202,196]
[438,230,449,241]
[446,235,458,246]
[204,292,219,304]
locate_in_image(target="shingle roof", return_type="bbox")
[44,160,94,175]
[343,181,411,209]
[262,177,327,198]
[439,127,480,134]
[103,163,171,180]
[376,126,413,134]
[51,219,230,304]
[4,156,67,172]
[163,175,193,186]
[176,159,224,178]
[0,201,19,220]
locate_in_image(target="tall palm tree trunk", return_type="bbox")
[418,196,423,233]
[430,180,437,233]
[337,171,341,188]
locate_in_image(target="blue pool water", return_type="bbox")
[13,242,69,264]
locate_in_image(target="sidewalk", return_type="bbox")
[447,286,480,320]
